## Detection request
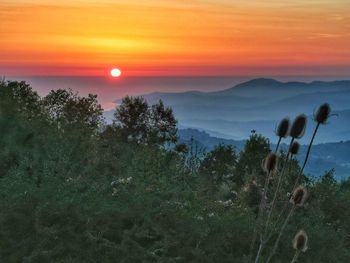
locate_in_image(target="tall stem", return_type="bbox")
[266,123,320,245]
[249,137,282,262]
[254,239,263,263]
[266,206,295,263]
[250,136,283,261]
[291,251,300,263]
[249,169,272,261]
[263,150,293,240]
[274,137,282,154]
[292,122,320,191]
[254,137,292,261]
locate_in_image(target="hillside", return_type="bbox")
[179,128,350,180]
[135,78,350,143]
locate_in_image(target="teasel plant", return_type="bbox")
[264,115,307,229]
[291,230,308,263]
[263,141,300,240]
[265,104,331,262]
[264,115,312,263]
[291,103,332,190]
[253,104,330,262]
[252,153,278,263]
[249,118,289,261]
[266,186,308,263]
[274,118,290,152]
[270,114,307,221]
[253,116,306,262]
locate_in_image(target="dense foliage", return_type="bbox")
[0,80,349,262]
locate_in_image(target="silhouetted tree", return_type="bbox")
[43,89,103,133]
[149,100,177,144]
[113,96,177,145]
[236,133,270,185]
[200,144,238,186]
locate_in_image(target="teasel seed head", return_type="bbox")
[289,141,300,155]
[276,117,290,138]
[290,114,307,139]
[293,229,308,252]
[290,186,308,207]
[263,153,278,173]
[315,103,331,124]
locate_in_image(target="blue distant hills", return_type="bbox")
[104,78,350,179]
[178,128,350,180]
[106,78,350,143]
[139,78,350,143]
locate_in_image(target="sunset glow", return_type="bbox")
[1,0,350,77]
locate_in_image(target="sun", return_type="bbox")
[110,68,122,77]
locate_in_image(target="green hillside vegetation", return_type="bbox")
[178,128,350,180]
[0,80,349,262]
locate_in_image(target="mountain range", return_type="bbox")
[135,78,350,143]
[103,78,350,179]
[179,128,350,180]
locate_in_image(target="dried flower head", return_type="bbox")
[289,141,300,155]
[276,118,290,138]
[290,115,307,139]
[290,186,308,206]
[315,103,331,124]
[263,153,278,173]
[293,230,308,252]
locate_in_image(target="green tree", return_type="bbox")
[0,81,44,179]
[199,144,238,186]
[113,96,149,143]
[0,80,42,120]
[236,133,270,186]
[43,89,103,133]
[149,100,177,144]
[114,96,177,145]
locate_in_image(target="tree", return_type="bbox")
[199,144,238,186]
[235,133,270,185]
[0,81,44,179]
[149,100,177,144]
[0,80,42,120]
[113,96,177,145]
[114,96,150,143]
[42,89,103,133]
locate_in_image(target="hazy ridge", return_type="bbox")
[179,128,350,180]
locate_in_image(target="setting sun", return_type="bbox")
[110,68,121,77]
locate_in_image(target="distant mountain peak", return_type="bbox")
[235,78,282,87]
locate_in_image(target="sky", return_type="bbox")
[1,0,350,77]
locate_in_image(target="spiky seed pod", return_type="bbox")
[276,118,290,138]
[290,115,307,139]
[290,186,308,207]
[263,153,278,173]
[293,230,308,252]
[315,103,331,124]
[289,141,300,155]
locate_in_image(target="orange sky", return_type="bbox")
[1,0,350,76]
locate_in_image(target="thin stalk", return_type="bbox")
[251,137,283,262]
[291,251,300,263]
[266,123,320,245]
[292,122,320,191]
[256,137,292,248]
[265,159,293,243]
[249,137,282,260]
[265,202,290,243]
[249,172,270,258]
[249,169,272,261]
[266,206,296,263]
[274,137,282,153]
[254,239,263,263]
[263,152,292,240]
